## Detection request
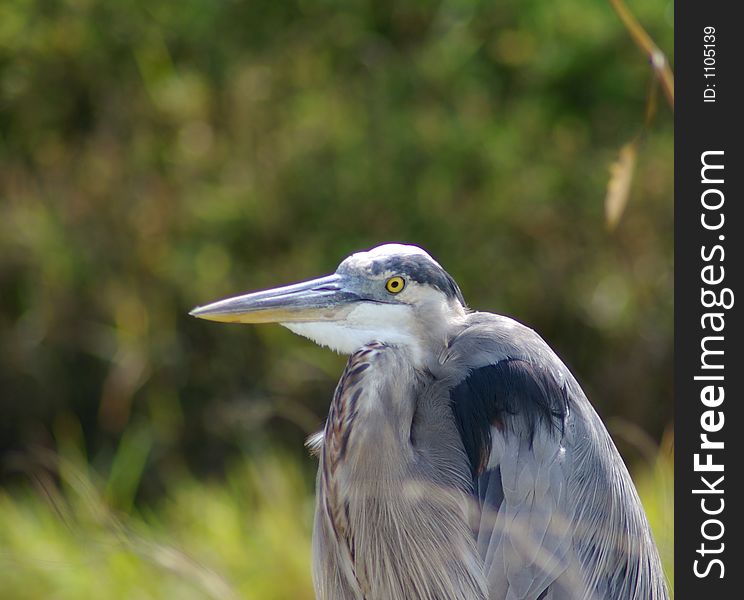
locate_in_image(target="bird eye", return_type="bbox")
[385,276,405,294]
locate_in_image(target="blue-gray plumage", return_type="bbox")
[190,243,669,600]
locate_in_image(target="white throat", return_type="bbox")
[282,303,427,363]
[282,298,465,369]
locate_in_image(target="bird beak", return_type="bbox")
[189,274,359,324]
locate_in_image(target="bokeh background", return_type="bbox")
[0,0,673,598]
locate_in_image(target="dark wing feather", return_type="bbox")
[450,359,569,476]
[450,359,574,599]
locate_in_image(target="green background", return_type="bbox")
[0,0,673,597]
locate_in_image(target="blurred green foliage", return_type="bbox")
[0,443,672,599]
[0,451,315,599]
[1,0,672,474]
[1,0,672,594]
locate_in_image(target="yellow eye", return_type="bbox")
[385,276,406,294]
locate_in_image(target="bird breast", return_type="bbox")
[312,342,488,600]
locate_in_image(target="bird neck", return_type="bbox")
[407,298,469,371]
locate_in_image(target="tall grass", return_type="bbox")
[0,436,673,599]
[0,452,315,600]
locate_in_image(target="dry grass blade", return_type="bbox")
[605,140,639,230]
[609,0,674,110]
[603,0,670,229]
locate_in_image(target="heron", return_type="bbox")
[190,243,669,600]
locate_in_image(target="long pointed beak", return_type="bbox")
[189,274,360,324]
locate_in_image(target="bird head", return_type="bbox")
[190,243,467,361]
